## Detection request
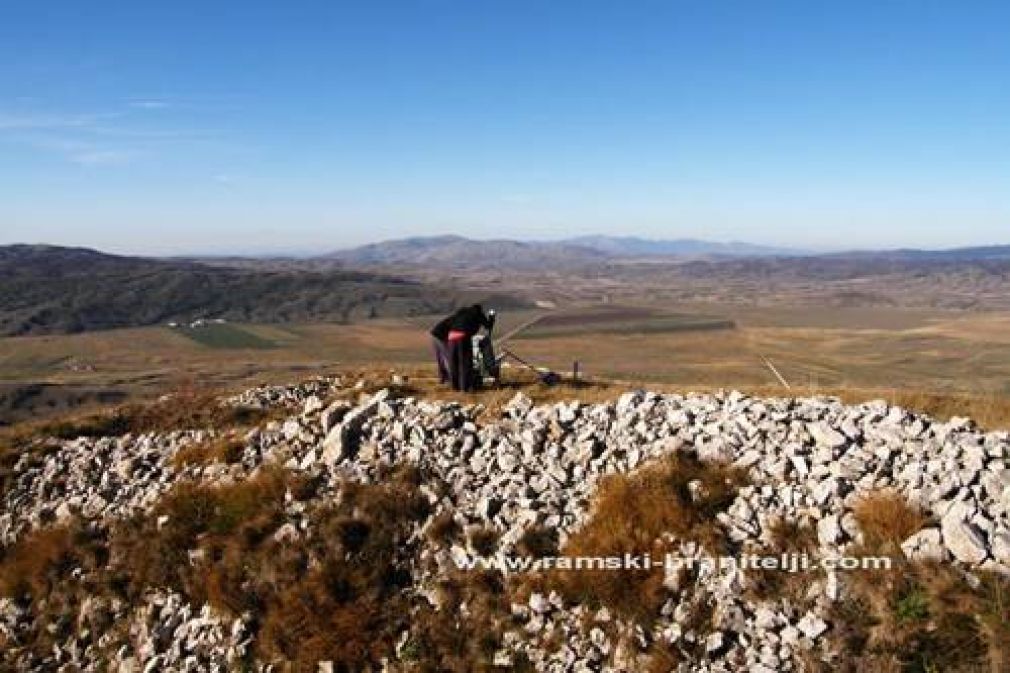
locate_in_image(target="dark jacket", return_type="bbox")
[430,312,459,340]
[450,305,494,337]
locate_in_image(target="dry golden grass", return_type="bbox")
[0,382,283,502]
[534,452,747,625]
[109,467,293,604]
[0,525,80,601]
[852,490,930,554]
[255,505,425,666]
[825,561,1010,673]
[394,567,531,673]
[170,435,246,468]
[3,465,439,669]
[874,389,1010,430]
[110,463,493,670]
[1,382,276,450]
[102,466,403,667]
[744,516,819,603]
[425,511,462,545]
[766,516,819,555]
[467,526,500,557]
[808,491,1010,672]
[0,521,112,660]
[515,525,560,559]
[735,489,1010,673]
[5,303,1010,422]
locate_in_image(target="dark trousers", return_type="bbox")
[447,336,474,392]
[432,337,451,383]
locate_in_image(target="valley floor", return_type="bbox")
[2,302,1010,427]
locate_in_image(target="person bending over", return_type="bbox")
[446,304,495,392]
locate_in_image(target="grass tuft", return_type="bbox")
[516,525,560,558]
[170,436,246,468]
[892,582,929,623]
[744,516,818,603]
[538,451,748,625]
[825,560,1010,672]
[852,490,929,554]
[467,526,500,556]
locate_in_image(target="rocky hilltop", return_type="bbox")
[1,377,1008,671]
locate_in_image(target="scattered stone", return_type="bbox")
[817,514,841,546]
[4,376,1009,672]
[807,422,847,449]
[797,613,828,640]
[942,515,989,564]
[901,528,945,562]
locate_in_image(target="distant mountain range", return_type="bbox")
[324,234,802,268]
[824,245,1010,263]
[325,234,1010,269]
[322,235,609,270]
[560,235,802,258]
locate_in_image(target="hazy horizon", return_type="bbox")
[0,232,814,258]
[8,232,1010,261]
[2,2,1008,255]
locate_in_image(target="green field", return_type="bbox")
[173,324,278,350]
[515,310,735,339]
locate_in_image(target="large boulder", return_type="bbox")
[941,514,988,564]
[321,389,390,464]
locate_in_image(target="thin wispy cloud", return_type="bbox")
[87,125,217,140]
[0,112,117,131]
[69,149,136,166]
[129,99,169,110]
[0,100,217,168]
[20,136,135,167]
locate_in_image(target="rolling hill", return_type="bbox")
[0,245,516,336]
[323,235,609,269]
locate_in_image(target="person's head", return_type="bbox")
[472,303,484,314]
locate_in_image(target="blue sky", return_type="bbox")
[1,1,1007,255]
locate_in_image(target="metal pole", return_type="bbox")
[761,356,792,390]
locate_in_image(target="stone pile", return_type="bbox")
[223,377,342,409]
[318,390,1010,573]
[1,430,209,545]
[2,378,1008,671]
